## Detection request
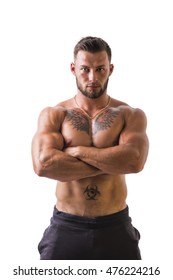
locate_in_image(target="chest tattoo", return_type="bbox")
[84,185,101,200]
[66,110,90,134]
[93,109,120,134]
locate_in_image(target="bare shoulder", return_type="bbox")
[40,97,75,119]
[37,98,75,132]
[111,97,147,125]
[123,106,147,129]
[112,99,149,155]
[37,105,66,133]
[56,97,74,108]
[39,105,64,121]
[110,97,129,108]
[122,107,148,135]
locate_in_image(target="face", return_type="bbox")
[71,50,114,99]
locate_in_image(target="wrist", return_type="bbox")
[75,146,82,158]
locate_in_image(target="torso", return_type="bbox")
[55,97,128,217]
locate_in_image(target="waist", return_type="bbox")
[53,205,131,229]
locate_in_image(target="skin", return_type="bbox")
[31,50,149,217]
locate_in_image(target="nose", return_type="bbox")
[88,70,97,82]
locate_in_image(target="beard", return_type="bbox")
[76,78,109,99]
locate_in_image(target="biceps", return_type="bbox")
[41,132,64,150]
[32,132,64,161]
[119,131,149,155]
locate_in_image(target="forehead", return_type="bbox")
[75,50,109,67]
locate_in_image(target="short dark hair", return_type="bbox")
[73,36,112,62]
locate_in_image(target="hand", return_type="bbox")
[63,147,79,158]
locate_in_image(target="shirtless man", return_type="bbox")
[31,36,149,260]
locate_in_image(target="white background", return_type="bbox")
[0,0,173,278]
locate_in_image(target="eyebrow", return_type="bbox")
[80,64,106,68]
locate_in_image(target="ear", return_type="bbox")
[70,63,75,75]
[109,64,114,76]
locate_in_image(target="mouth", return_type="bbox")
[87,84,100,89]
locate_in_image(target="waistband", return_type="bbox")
[52,206,131,229]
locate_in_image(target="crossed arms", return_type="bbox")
[31,106,149,182]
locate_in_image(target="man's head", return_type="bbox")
[71,36,114,99]
[73,36,112,63]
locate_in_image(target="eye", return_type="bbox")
[81,67,89,72]
[97,67,105,72]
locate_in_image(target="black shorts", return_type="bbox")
[38,206,141,260]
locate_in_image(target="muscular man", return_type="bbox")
[31,36,149,260]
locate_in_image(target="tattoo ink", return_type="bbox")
[66,110,90,134]
[84,185,101,200]
[93,108,120,134]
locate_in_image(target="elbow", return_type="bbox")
[33,162,46,177]
[32,155,53,177]
[132,140,149,174]
[131,162,144,174]
[130,153,146,174]
[32,155,68,182]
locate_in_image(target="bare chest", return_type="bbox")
[61,108,124,148]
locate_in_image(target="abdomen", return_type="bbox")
[55,174,127,217]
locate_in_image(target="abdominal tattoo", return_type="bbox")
[84,185,101,200]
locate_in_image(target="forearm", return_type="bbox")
[70,145,143,175]
[33,149,102,182]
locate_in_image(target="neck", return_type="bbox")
[74,94,111,119]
